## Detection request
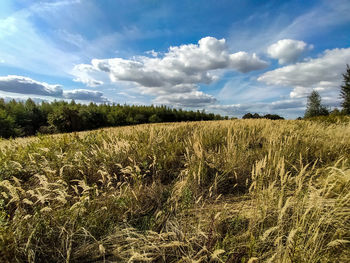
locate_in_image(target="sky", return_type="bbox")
[0,0,349,118]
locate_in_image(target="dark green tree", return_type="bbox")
[304,90,329,118]
[252,113,261,119]
[149,114,162,123]
[242,113,253,119]
[263,114,284,120]
[340,64,350,114]
[48,105,80,132]
[0,109,20,138]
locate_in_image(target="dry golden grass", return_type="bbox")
[0,119,349,262]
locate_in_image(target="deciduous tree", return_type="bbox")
[304,90,329,118]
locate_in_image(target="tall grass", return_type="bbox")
[0,119,349,262]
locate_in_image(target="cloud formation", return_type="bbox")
[0,75,108,103]
[0,75,63,96]
[72,64,105,87]
[267,39,312,64]
[258,47,350,98]
[154,91,216,107]
[87,37,268,87]
[63,89,109,102]
[74,36,268,107]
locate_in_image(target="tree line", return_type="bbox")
[0,100,226,139]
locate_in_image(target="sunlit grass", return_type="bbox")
[0,119,349,262]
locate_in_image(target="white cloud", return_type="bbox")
[72,64,105,87]
[228,52,268,72]
[258,47,350,98]
[0,75,63,96]
[267,39,312,64]
[153,91,216,107]
[289,86,312,99]
[74,36,268,107]
[89,37,267,88]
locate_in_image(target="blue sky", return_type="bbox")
[0,0,349,118]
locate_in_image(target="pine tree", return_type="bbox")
[340,64,350,114]
[304,90,329,118]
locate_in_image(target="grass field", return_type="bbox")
[0,119,349,262]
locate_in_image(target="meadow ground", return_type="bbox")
[0,119,349,262]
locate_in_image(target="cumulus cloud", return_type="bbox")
[74,36,268,107]
[72,64,105,87]
[87,37,268,88]
[0,75,109,103]
[289,86,312,99]
[228,52,268,72]
[258,47,350,98]
[0,75,63,96]
[153,91,216,107]
[267,39,313,64]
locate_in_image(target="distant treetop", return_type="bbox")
[242,112,284,120]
